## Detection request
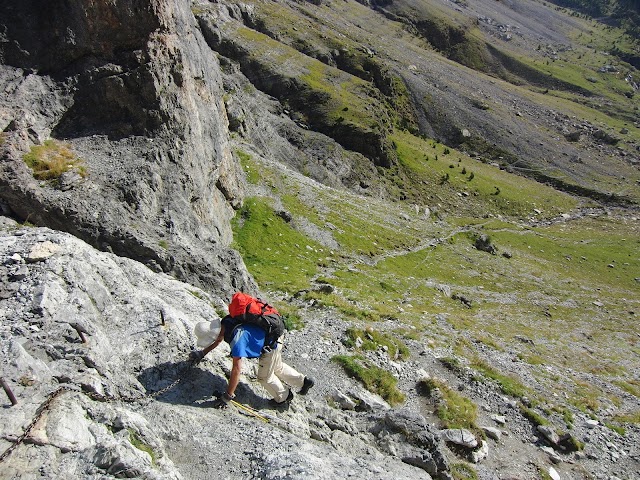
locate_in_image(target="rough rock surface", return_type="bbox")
[0,0,251,296]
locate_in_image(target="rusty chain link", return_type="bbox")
[0,359,197,463]
[0,386,68,462]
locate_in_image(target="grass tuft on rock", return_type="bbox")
[520,405,549,427]
[128,429,156,465]
[275,302,305,331]
[332,354,405,406]
[23,139,87,181]
[418,377,479,432]
[450,462,478,480]
[470,357,530,399]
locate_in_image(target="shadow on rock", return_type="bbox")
[138,361,223,405]
[137,361,266,408]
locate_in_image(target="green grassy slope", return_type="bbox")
[232,140,639,422]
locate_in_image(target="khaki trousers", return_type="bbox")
[257,342,304,402]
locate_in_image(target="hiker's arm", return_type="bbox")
[191,326,225,363]
[202,326,225,357]
[227,356,242,398]
[212,356,242,408]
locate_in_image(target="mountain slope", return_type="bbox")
[0,0,639,478]
[197,0,639,204]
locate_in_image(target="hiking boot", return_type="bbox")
[300,376,315,395]
[268,389,294,408]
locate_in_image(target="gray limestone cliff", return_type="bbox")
[0,0,252,296]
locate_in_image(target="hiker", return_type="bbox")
[191,307,314,409]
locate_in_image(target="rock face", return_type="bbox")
[0,0,252,296]
[0,224,216,478]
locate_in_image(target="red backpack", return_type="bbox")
[227,292,285,347]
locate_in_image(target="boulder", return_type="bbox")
[548,466,561,480]
[42,397,96,453]
[565,131,581,142]
[470,440,489,463]
[541,445,562,464]
[473,234,496,254]
[537,425,560,446]
[26,241,61,262]
[348,387,390,411]
[440,428,478,449]
[482,426,502,441]
[330,389,357,410]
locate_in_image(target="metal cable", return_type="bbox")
[0,360,197,463]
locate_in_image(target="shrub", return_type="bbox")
[332,354,405,405]
[23,139,86,181]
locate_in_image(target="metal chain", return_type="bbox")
[83,374,187,404]
[0,360,197,463]
[0,386,69,462]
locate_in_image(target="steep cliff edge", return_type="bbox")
[0,0,252,295]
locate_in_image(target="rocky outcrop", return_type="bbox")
[0,222,214,478]
[196,5,398,170]
[0,0,252,296]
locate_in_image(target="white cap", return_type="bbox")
[194,318,221,347]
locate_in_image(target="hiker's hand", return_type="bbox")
[212,397,228,409]
[213,391,233,409]
[189,349,205,364]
